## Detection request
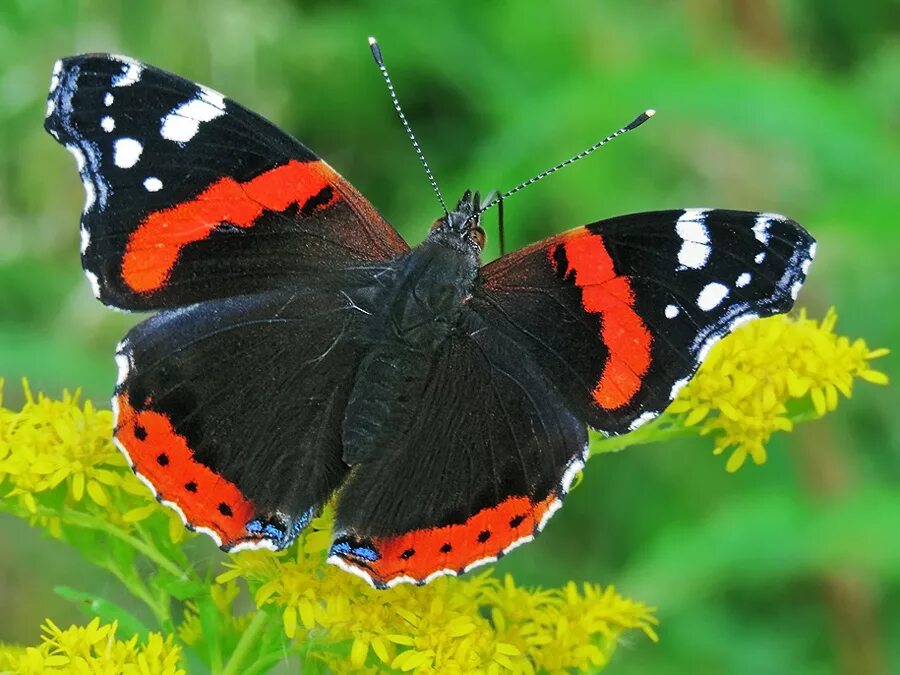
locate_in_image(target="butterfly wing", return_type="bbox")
[44,55,406,549]
[474,209,816,434]
[114,273,384,551]
[330,308,587,587]
[45,55,408,310]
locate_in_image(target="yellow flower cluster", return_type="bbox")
[0,618,184,675]
[670,309,889,471]
[0,380,184,540]
[0,382,657,673]
[218,513,658,673]
[0,383,119,516]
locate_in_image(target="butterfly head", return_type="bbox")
[428,190,486,253]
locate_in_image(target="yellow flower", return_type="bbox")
[0,381,124,515]
[668,308,889,472]
[220,511,658,673]
[0,618,184,674]
[0,380,186,546]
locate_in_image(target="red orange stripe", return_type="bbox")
[554,231,651,409]
[121,160,340,293]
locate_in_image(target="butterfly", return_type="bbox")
[44,47,815,589]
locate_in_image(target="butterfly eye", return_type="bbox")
[471,227,486,248]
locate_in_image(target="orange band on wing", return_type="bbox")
[115,394,255,546]
[555,231,651,409]
[332,492,557,586]
[121,160,340,293]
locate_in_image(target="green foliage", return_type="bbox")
[0,0,897,672]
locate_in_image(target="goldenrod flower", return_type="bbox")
[669,308,889,471]
[219,510,658,673]
[0,381,124,515]
[0,618,184,674]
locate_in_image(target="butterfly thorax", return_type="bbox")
[341,195,484,465]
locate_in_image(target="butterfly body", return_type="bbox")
[343,191,486,464]
[44,54,816,588]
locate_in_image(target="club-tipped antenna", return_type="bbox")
[369,37,448,215]
[479,109,656,213]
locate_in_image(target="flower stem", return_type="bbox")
[590,417,697,456]
[51,506,190,580]
[221,609,271,675]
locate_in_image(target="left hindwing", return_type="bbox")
[475,209,816,435]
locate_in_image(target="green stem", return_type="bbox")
[48,506,190,580]
[221,609,272,675]
[590,417,697,456]
[590,408,822,457]
[110,565,171,629]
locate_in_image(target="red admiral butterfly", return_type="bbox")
[44,43,814,589]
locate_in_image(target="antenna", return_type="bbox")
[480,109,656,213]
[368,36,448,215]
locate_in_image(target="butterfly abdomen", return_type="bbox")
[341,345,432,465]
[341,241,479,466]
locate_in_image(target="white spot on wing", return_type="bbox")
[104,92,114,106]
[730,313,758,331]
[671,377,689,399]
[45,98,55,118]
[791,281,802,300]
[82,178,95,212]
[100,116,115,132]
[537,498,563,532]
[697,282,729,311]
[628,411,657,431]
[560,457,585,494]
[665,304,679,319]
[753,213,782,245]
[463,556,498,573]
[736,272,751,288]
[801,259,811,275]
[115,351,130,386]
[111,57,143,87]
[113,138,143,168]
[65,144,86,172]
[754,252,766,264]
[808,242,817,259]
[143,177,163,192]
[160,89,226,143]
[84,270,101,298]
[676,209,711,269]
[80,227,90,254]
[49,60,62,93]
[502,535,534,554]
[229,539,278,553]
[697,334,723,364]
[326,555,381,588]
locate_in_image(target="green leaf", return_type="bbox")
[54,585,150,640]
[152,568,204,601]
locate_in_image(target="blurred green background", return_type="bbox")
[1,0,897,672]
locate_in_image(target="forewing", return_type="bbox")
[113,273,380,551]
[476,209,816,435]
[45,55,408,310]
[329,309,587,587]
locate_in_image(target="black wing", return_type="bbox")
[113,273,381,551]
[329,308,587,587]
[474,209,815,435]
[45,54,408,310]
